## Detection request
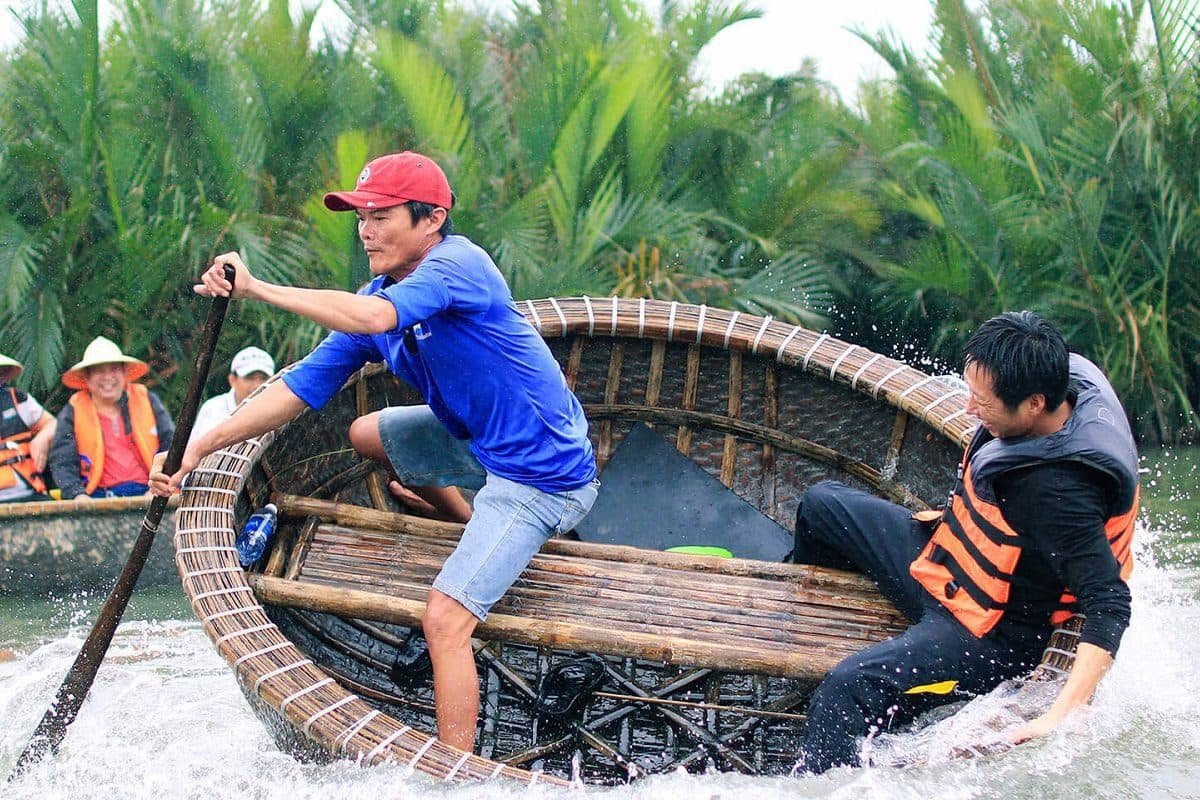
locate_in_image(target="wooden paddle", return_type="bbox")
[9,265,235,779]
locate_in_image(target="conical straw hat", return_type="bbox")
[62,336,149,390]
[0,353,22,383]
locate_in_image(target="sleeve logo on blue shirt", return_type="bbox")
[403,322,432,356]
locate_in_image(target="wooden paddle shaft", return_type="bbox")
[10,266,235,779]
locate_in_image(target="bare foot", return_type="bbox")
[387,479,443,517]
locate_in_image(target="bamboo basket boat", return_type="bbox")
[0,496,177,596]
[174,297,1082,786]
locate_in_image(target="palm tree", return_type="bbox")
[854,0,1200,441]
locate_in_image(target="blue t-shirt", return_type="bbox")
[282,235,596,492]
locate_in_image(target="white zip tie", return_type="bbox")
[201,605,261,624]
[872,365,909,399]
[189,486,240,499]
[444,751,473,781]
[548,297,567,335]
[407,736,438,769]
[1042,647,1078,659]
[303,694,358,736]
[211,450,255,464]
[802,333,829,371]
[851,354,884,390]
[175,545,238,555]
[774,326,802,362]
[667,301,679,342]
[938,407,970,435]
[750,315,774,354]
[335,710,380,751]
[722,312,740,349]
[181,566,243,585]
[216,623,276,645]
[281,677,336,712]
[524,299,542,332]
[610,296,619,336]
[193,585,255,602]
[637,297,646,338]
[922,392,957,414]
[233,640,295,666]
[694,304,707,344]
[253,658,313,692]
[899,375,940,401]
[829,344,859,379]
[366,725,414,763]
[582,295,596,336]
[188,466,247,480]
[489,763,506,780]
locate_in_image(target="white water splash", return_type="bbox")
[4,519,1199,800]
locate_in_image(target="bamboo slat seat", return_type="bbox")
[252,495,908,682]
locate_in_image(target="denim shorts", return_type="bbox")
[378,405,599,621]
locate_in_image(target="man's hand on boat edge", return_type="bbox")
[149,448,197,497]
[1008,640,1114,745]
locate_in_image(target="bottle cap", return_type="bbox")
[263,503,277,513]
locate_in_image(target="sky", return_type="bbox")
[0,0,937,100]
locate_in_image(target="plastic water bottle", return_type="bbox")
[236,503,278,568]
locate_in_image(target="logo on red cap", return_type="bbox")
[323,152,454,212]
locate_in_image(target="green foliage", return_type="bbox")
[0,0,1196,443]
[854,0,1200,442]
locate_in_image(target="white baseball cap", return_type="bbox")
[230,346,276,378]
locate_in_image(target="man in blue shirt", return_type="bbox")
[150,151,598,753]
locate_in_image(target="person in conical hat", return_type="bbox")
[0,353,57,503]
[48,336,174,501]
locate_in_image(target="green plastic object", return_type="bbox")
[665,545,734,558]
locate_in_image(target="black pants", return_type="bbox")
[792,482,1049,773]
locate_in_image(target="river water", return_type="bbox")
[3,449,1199,799]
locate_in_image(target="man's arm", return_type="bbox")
[149,379,307,496]
[998,462,1129,743]
[48,405,85,499]
[196,252,398,335]
[28,410,56,472]
[1011,642,1112,743]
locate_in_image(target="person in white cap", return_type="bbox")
[188,346,276,446]
[0,353,57,503]
[150,150,597,754]
[48,336,174,501]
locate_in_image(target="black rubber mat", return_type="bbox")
[574,423,793,561]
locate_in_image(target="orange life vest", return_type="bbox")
[1,387,48,494]
[909,355,1139,638]
[70,384,159,494]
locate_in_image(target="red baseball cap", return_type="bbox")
[323,151,455,211]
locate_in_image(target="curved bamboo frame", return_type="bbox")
[173,298,976,786]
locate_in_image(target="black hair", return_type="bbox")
[962,311,1069,411]
[405,200,453,237]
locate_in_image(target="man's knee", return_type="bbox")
[422,590,477,649]
[348,414,383,460]
[792,481,853,565]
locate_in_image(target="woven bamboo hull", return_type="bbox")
[174,298,1066,786]
[0,496,176,595]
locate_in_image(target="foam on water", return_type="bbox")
[4,518,1199,800]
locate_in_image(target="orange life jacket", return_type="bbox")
[1,387,47,494]
[909,355,1139,638]
[70,384,159,494]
